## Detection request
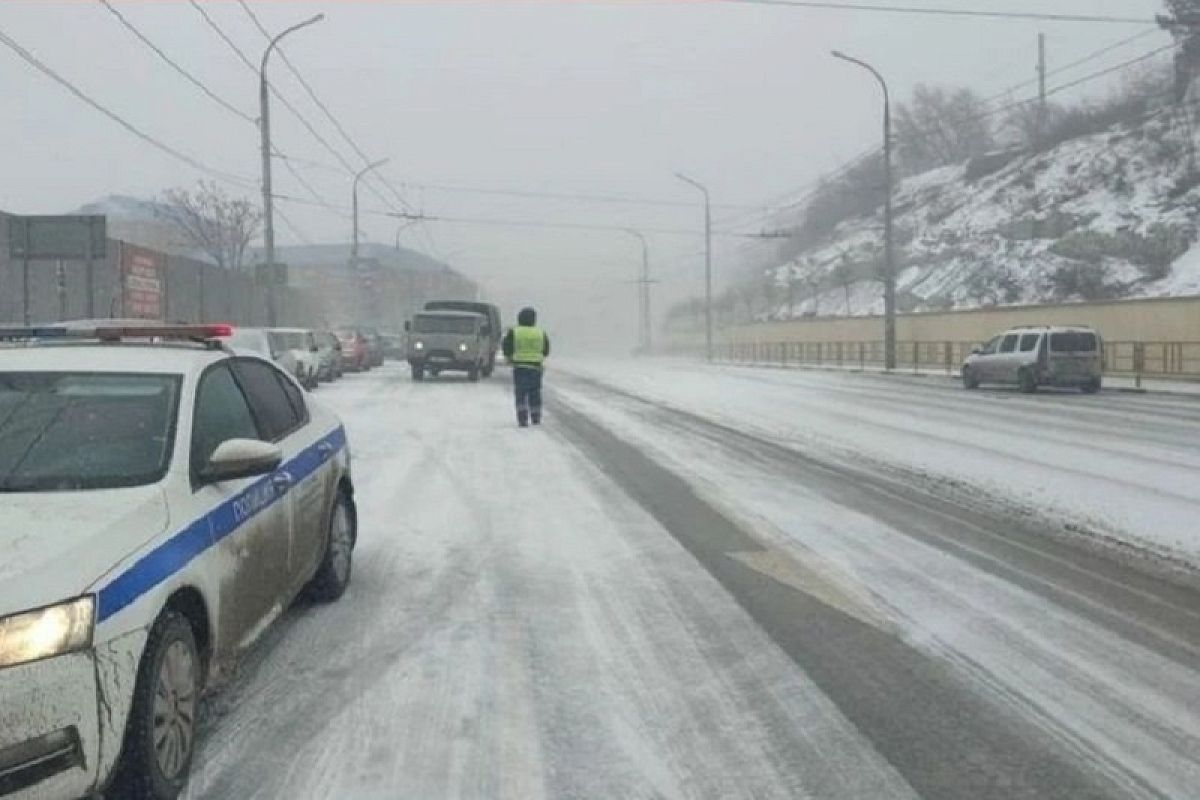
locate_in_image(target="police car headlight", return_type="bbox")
[414,341,424,350]
[458,343,468,352]
[0,596,94,669]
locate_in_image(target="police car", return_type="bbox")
[0,323,356,799]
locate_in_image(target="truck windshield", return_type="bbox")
[413,317,477,335]
[0,372,180,491]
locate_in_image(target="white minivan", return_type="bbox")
[962,325,1103,393]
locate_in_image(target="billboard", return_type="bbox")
[121,244,164,320]
[8,215,106,260]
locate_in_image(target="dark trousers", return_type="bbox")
[513,366,543,421]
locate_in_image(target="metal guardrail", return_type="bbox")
[717,340,1200,384]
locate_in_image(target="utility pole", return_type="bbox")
[833,50,896,370]
[1037,33,1047,149]
[259,12,324,326]
[674,172,713,362]
[622,228,653,353]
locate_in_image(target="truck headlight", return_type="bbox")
[458,343,468,352]
[0,597,94,669]
[414,341,424,350]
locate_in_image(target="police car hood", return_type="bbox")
[0,486,169,617]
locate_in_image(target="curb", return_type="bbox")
[716,361,1200,400]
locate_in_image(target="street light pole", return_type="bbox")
[259,12,324,326]
[674,172,712,362]
[622,228,652,353]
[833,50,896,370]
[352,158,390,266]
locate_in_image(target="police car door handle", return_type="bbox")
[271,471,294,492]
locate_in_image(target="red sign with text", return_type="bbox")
[121,245,164,320]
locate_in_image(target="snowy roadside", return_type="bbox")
[700,357,1200,398]
[558,358,1200,572]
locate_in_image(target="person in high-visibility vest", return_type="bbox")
[501,307,551,427]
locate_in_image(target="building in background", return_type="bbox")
[253,243,477,330]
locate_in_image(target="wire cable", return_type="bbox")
[96,0,347,215]
[232,0,414,220]
[0,25,254,188]
[97,0,256,124]
[716,0,1151,25]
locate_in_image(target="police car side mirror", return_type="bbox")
[971,346,982,355]
[200,439,282,484]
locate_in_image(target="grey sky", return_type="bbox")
[0,0,1167,348]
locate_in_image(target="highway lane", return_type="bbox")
[555,368,1200,799]
[558,359,1200,570]
[179,362,1200,799]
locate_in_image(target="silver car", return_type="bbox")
[963,325,1102,393]
[405,311,489,382]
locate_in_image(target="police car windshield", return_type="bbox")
[413,316,476,335]
[0,372,180,492]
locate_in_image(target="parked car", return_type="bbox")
[406,310,489,381]
[0,322,356,800]
[962,325,1103,393]
[335,327,370,372]
[424,300,502,376]
[314,330,344,382]
[218,326,273,360]
[268,329,320,390]
[219,326,314,389]
[360,327,385,368]
[380,330,405,361]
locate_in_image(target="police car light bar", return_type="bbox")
[0,323,235,343]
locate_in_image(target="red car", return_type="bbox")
[336,328,370,372]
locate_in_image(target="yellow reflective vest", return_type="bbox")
[512,325,546,367]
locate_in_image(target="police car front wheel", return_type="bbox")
[109,609,200,800]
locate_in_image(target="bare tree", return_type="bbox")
[895,84,996,173]
[1161,1,1200,100]
[159,181,262,271]
[830,253,857,315]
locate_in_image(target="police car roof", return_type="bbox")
[0,342,227,374]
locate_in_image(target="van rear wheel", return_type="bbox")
[1018,368,1037,394]
[1082,377,1101,394]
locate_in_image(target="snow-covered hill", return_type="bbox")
[767,107,1200,318]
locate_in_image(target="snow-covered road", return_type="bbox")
[183,364,913,800]
[561,358,1200,567]
[182,361,1200,800]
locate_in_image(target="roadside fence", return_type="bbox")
[716,340,1200,384]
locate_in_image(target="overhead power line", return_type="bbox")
[716,0,1151,25]
[230,0,419,243]
[0,25,254,188]
[96,0,343,214]
[236,0,404,198]
[188,1,359,177]
[397,180,763,211]
[97,0,255,123]
[970,42,1178,124]
[385,211,777,239]
[983,27,1163,105]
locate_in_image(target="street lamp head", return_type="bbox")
[831,50,846,58]
[308,13,326,24]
